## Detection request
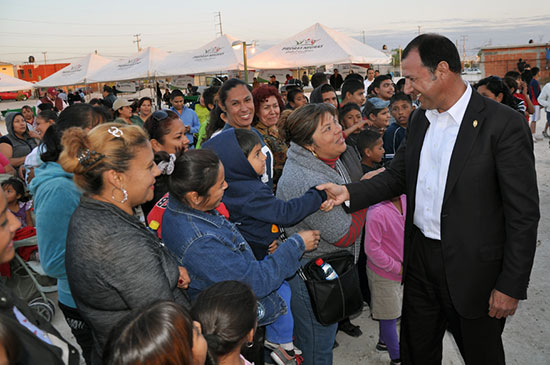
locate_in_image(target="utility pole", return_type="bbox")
[133,34,142,52]
[42,51,47,65]
[417,26,421,35]
[215,11,223,36]
[362,30,366,44]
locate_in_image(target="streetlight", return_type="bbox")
[232,40,256,84]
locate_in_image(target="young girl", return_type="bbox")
[1,177,33,228]
[364,194,406,365]
[191,281,257,365]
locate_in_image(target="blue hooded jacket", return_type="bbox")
[28,162,81,308]
[203,129,326,259]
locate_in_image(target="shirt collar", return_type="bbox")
[426,81,472,125]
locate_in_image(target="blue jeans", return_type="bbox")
[288,267,338,365]
[265,281,293,344]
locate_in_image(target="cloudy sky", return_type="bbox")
[1,0,549,64]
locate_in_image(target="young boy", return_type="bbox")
[204,128,330,364]
[364,97,391,134]
[357,129,384,174]
[384,92,413,161]
[195,86,220,149]
[341,79,366,108]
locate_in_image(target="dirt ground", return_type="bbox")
[2,100,548,364]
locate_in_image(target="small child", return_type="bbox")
[286,88,308,110]
[357,129,384,174]
[339,103,368,143]
[363,97,391,134]
[203,128,331,364]
[384,92,413,161]
[1,177,33,228]
[364,194,406,365]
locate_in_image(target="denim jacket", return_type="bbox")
[162,197,306,326]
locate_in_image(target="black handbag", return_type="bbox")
[298,250,364,326]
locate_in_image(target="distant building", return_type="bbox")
[16,63,70,82]
[0,62,15,77]
[480,43,550,80]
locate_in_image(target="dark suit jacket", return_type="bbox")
[346,89,539,319]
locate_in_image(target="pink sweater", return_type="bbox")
[364,195,406,282]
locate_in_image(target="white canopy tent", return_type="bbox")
[87,47,168,83]
[156,34,244,77]
[0,74,35,92]
[35,53,112,87]
[248,23,391,69]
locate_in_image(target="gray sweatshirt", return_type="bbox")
[277,142,360,261]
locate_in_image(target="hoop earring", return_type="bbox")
[246,341,254,348]
[112,186,128,204]
[310,149,318,158]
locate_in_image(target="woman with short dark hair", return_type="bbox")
[277,103,366,365]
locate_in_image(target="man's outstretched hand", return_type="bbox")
[488,289,519,319]
[316,183,350,206]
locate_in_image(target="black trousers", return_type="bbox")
[400,227,506,365]
[58,301,94,365]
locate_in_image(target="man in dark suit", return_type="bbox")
[319,34,539,364]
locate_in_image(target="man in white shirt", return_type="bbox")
[364,68,375,96]
[319,34,538,365]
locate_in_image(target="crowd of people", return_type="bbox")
[0,33,542,365]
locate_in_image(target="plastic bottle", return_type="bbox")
[148,220,160,235]
[315,258,339,280]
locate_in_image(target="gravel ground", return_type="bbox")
[3,100,548,365]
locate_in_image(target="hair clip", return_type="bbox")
[77,148,105,168]
[157,153,176,176]
[108,126,123,138]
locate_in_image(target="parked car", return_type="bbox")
[0,90,32,101]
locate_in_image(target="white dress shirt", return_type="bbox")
[364,78,374,96]
[413,83,472,240]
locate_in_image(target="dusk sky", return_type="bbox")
[1,0,549,64]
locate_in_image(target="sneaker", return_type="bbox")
[390,358,402,364]
[270,346,298,365]
[543,131,549,139]
[534,134,543,141]
[376,341,388,351]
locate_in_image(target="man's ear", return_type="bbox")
[435,61,450,79]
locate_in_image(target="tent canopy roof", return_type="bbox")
[248,23,391,69]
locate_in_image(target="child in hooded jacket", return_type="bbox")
[203,128,332,364]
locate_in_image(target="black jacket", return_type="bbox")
[0,283,80,364]
[347,90,539,318]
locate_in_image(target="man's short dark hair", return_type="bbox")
[311,72,328,88]
[402,33,462,74]
[345,73,364,83]
[531,67,540,77]
[390,92,412,106]
[356,129,382,158]
[341,79,364,100]
[505,70,520,79]
[371,74,392,93]
[170,89,184,100]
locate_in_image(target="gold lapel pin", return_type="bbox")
[473,120,478,128]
